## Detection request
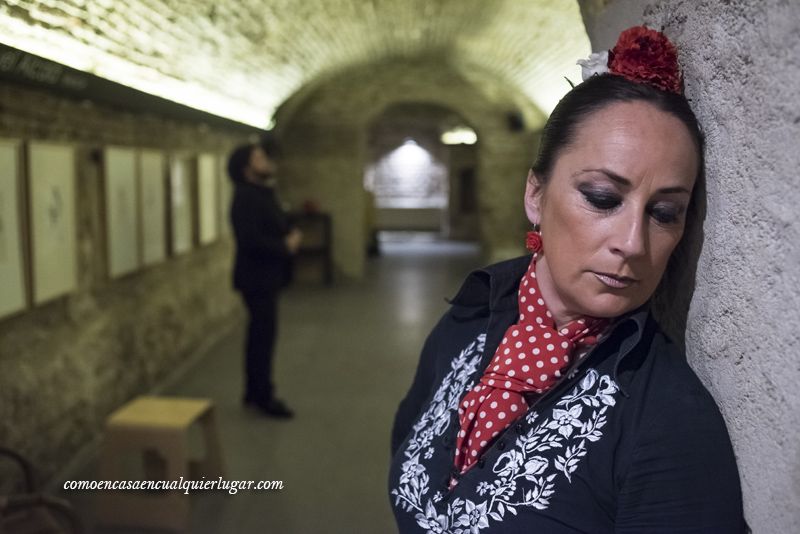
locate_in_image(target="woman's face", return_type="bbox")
[525,101,699,326]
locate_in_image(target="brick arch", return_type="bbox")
[275,58,542,277]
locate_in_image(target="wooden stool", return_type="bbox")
[96,396,225,532]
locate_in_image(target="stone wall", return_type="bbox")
[0,82,249,483]
[579,1,800,531]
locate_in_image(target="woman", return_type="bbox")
[389,27,746,533]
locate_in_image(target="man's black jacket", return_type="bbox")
[230,180,292,295]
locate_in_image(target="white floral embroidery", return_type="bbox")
[392,335,485,516]
[394,365,619,533]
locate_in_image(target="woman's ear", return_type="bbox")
[523,169,544,225]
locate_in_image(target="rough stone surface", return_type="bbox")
[0,82,248,483]
[0,0,589,126]
[579,1,800,531]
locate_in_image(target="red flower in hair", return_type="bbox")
[608,26,682,94]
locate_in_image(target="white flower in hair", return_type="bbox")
[576,51,609,81]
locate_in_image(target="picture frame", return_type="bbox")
[139,150,167,266]
[28,141,78,305]
[218,154,232,236]
[0,139,28,319]
[168,154,195,255]
[103,146,140,278]
[197,153,218,245]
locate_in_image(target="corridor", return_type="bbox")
[75,234,482,533]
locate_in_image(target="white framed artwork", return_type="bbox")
[218,154,233,236]
[104,146,140,278]
[139,150,166,266]
[0,139,27,319]
[197,153,218,245]
[28,142,78,305]
[168,154,194,255]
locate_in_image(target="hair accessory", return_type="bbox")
[577,25,683,95]
[525,225,542,254]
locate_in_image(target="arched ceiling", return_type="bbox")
[276,58,538,137]
[0,0,590,129]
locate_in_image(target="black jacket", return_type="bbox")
[230,181,292,295]
[389,255,745,533]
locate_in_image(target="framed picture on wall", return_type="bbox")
[139,150,167,266]
[218,153,232,236]
[28,141,78,305]
[197,153,218,245]
[0,139,27,319]
[103,146,140,278]
[168,154,195,255]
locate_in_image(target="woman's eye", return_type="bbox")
[582,191,621,211]
[649,204,683,224]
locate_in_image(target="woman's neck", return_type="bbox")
[533,256,583,330]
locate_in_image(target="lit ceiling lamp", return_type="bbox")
[440,126,477,145]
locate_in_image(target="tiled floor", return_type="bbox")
[67,234,482,534]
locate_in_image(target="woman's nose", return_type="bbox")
[609,211,647,259]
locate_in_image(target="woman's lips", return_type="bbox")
[593,272,637,289]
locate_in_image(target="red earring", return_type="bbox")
[525,224,542,253]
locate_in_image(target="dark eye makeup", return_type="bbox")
[579,185,622,211]
[648,203,685,224]
[577,184,685,225]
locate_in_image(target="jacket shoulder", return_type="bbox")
[645,329,721,407]
[614,324,744,530]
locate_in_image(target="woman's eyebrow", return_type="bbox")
[577,168,691,195]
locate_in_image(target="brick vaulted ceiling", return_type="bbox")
[0,0,590,129]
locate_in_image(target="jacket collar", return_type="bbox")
[448,255,651,389]
[448,254,531,312]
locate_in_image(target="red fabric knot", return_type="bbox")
[452,256,609,476]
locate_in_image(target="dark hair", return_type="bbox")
[227,143,255,184]
[259,131,282,159]
[531,74,704,183]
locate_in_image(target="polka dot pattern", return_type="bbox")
[453,255,609,475]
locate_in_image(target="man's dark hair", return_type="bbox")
[260,132,282,159]
[227,143,255,184]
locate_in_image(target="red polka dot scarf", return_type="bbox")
[453,254,609,476]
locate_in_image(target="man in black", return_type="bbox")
[227,141,302,418]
